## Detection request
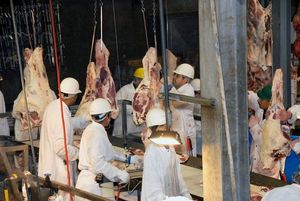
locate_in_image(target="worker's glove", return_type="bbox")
[119,170,130,184]
[128,155,144,170]
[292,140,300,155]
[248,115,259,128]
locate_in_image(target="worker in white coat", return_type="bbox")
[38,77,88,199]
[277,104,300,156]
[76,98,141,201]
[141,107,192,201]
[113,67,145,138]
[190,78,201,155]
[261,183,300,201]
[170,63,196,157]
[262,168,300,201]
[0,89,9,136]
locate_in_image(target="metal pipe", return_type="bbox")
[121,100,130,148]
[158,0,172,126]
[9,0,39,179]
[160,93,217,108]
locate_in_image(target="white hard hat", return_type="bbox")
[90,98,112,115]
[191,78,200,91]
[60,77,81,94]
[146,107,166,127]
[173,63,194,79]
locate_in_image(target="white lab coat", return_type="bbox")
[262,184,300,201]
[250,120,287,179]
[141,143,192,201]
[76,121,129,201]
[38,99,86,199]
[170,83,196,156]
[113,82,144,137]
[0,90,9,136]
[248,91,264,123]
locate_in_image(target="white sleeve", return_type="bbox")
[288,105,300,124]
[90,134,129,182]
[250,124,262,142]
[71,116,89,130]
[54,110,78,161]
[113,151,127,162]
[141,151,165,201]
[116,86,126,100]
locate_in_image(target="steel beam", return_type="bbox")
[272,0,292,108]
[199,0,249,201]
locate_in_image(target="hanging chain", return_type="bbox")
[141,0,149,49]
[99,0,103,50]
[152,0,156,34]
[93,0,97,24]
[89,0,98,62]
[152,0,157,52]
[140,0,145,12]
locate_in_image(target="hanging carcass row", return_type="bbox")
[12,48,56,134]
[292,5,300,58]
[133,47,161,125]
[247,0,272,91]
[76,39,118,120]
[260,69,291,170]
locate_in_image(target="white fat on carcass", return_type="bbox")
[76,39,118,120]
[260,69,291,169]
[12,48,56,140]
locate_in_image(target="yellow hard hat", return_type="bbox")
[133,67,144,79]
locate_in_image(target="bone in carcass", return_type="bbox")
[12,48,55,131]
[132,47,161,125]
[166,49,177,81]
[76,39,118,119]
[260,69,291,169]
[247,0,272,91]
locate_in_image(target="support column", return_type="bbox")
[273,0,292,108]
[199,0,249,200]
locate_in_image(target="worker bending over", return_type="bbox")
[141,107,192,201]
[113,67,145,138]
[38,77,88,199]
[170,63,197,157]
[76,98,142,201]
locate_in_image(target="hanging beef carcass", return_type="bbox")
[12,47,55,132]
[260,69,291,169]
[76,39,118,119]
[132,47,161,125]
[247,0,272,91]
[292,6,300,58]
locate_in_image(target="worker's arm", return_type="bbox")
[248,115,263,142]
[90,133,129,183]
[287,105,300,124]
[54,111,79,161]
[169,87,193,109]
[71,116,90,130]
